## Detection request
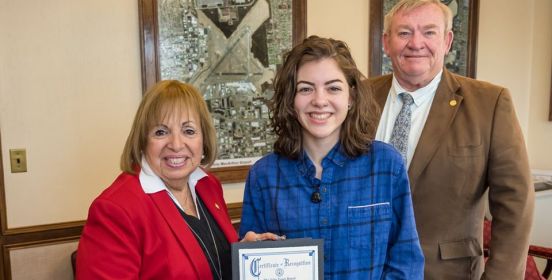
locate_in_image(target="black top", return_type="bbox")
[176,198,232,280]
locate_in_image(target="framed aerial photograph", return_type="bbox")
[368,0,479,78]
[139,0,306,182]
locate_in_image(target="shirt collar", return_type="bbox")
[297,142,347,177]
[139,157,208,196]
[324,143,347,167]
[391,70,443,106]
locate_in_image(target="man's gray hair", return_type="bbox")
[383,0,453,35]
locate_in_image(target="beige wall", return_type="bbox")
[478,0,552,172]
[528,0,552,170]
[477,0,533,136]
[0,0,142,228]
[0,0,550,232]
[307,0,369,76]
[525,0,552,270]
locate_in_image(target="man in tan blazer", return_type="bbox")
[366,0,534,279]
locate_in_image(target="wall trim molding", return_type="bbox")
[227,202,243,221]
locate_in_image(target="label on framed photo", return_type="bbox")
[232,238,323,280]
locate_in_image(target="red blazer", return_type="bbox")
[76,170,238,280]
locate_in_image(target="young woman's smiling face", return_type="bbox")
[294,58,351,146]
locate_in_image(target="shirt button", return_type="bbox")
[321,187,327,193]
[324,255,329,261]
[321,218,328,225]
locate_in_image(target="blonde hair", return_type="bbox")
[383,0,453,35]
[120,80,217,174]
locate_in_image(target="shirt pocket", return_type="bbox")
[348,202,392,249]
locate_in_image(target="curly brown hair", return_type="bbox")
[271,35,380,159]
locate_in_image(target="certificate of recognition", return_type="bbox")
[232,238,323,280]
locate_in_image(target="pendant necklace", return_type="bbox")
[167,189,192,214]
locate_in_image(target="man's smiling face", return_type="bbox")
[383,3,453,91]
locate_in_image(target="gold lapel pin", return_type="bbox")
[449,100,457,107]
[215,203,220,210]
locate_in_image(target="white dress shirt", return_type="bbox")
[375,71,443,168]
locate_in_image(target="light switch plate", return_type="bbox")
[9,149,27,173]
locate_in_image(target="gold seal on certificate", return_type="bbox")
[232,238,323,280]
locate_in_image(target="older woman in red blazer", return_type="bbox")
[77,80,238,279]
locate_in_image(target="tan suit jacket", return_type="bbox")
[366,70,534,280]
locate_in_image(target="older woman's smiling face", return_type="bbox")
[144,109,203,190]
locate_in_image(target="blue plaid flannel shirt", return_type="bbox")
[239,141,424,279]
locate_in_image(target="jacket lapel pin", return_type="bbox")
[215,203,220,210]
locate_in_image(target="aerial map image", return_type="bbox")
[157,0,293,167]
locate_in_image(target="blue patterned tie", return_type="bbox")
[390,93,414,163]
